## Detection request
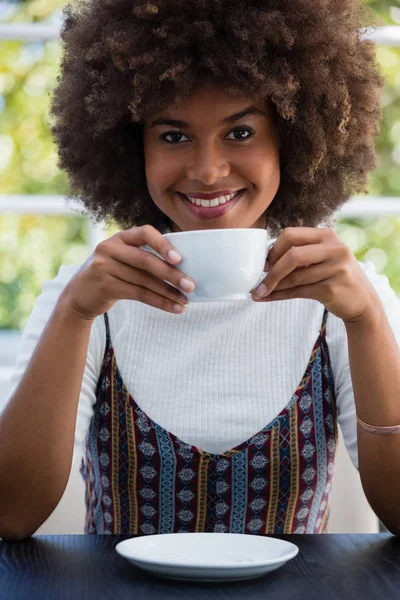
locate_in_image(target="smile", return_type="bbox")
[183,190,242,207]
[176,189,246,219]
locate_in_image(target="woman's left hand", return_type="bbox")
[251,227,381,324]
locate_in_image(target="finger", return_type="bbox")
[107,256,189,306]
[268,226,336,267]
[108,276,187,315]
[273,261,335,292]
[264,243,334,296]
[253,281,332,303]
[120,224,184,265]
[109,238,196,296]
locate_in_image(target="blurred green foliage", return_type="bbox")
[0,0,399,329]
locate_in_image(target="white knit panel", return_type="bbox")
[109,296,324,454]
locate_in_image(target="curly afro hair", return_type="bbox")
[50,0,385,237]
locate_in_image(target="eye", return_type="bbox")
[161,132,189,144]
[226,127,254,141]
[160,126,255,144]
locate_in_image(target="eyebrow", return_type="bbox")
[150,105,266,128]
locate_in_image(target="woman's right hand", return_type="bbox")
[61,224,196,321]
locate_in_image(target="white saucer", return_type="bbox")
[116,533,299,582]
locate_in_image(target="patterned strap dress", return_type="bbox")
[80,307,338,535]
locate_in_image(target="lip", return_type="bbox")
[177,189,243,200]
[177,189,245,219]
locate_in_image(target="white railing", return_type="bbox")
[1,195,400,252]
[0,195,108,249]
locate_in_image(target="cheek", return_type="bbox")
[240,148,280,188]
[144,159,158,187]
[145,158,179,204]
[268,159,281,189]
[143,134,168,186]
[256,148,280,188]
[145,148,178,187]
[144,155,168,194]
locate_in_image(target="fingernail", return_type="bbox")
[173,304,186,313]
[180,278,196,292]
[168,249,182,263]
[178,293,188,304]
[252,283,268,298]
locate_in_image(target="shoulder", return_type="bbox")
[27,263,82,314]
[7,263,104,402]
[44,264,107,355]
[41,263,81,292]
[21,263,81,328]
[326,259,400,341]
[358,260,400,326]
[325,259,400,376]
[352,260,400,342]
[22,264,83,331]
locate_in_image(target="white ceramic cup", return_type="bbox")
[142,228,276,302]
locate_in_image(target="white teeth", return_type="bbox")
[186,191,240,207]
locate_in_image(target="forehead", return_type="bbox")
[149,80,270,126]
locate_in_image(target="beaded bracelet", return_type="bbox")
[357,414,400,435]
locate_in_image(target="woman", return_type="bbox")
[1,0,400,540]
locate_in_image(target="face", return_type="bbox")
[143,80,280,232]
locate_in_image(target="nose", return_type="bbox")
[185,144,230,185]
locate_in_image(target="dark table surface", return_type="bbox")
[1,533,400,600]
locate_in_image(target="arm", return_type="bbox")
[345,301,400,537]
[0,291,94,541]
[250,226,400,534]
